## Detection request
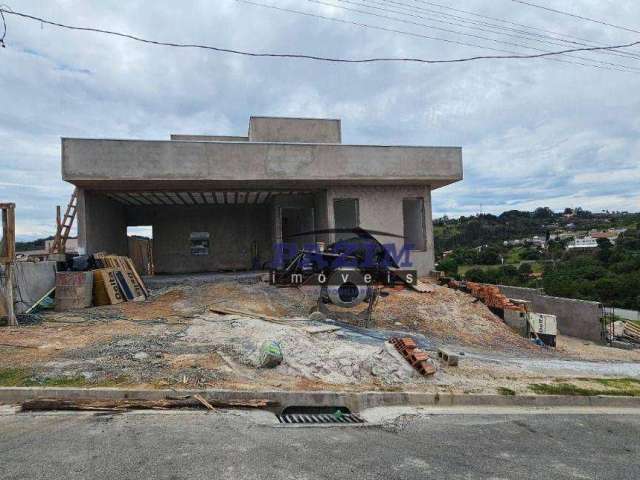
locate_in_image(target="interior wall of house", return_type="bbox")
[126,203,272,273]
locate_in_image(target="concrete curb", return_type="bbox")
[1,387,639,412]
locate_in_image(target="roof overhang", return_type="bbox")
[62,138,463,190]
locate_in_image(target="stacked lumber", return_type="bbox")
[622,322,640,344]
[93,253,149,305]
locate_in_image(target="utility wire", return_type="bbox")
[412,0,640,58]
[363,0,640,62]
[238,0,526,56]
[510,0,640,35]
[321,0,640,72]
[245,0,638,73]
[1,7,640,68]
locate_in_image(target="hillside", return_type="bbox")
[434,208,640,310]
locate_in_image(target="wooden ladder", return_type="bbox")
[50,189,78,254]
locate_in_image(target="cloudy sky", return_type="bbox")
[1,0,639,239]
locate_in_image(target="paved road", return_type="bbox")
[1,408,639,479]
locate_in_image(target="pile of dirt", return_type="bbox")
[373,283,537,352]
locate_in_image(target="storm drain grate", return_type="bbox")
[277,413,365,424]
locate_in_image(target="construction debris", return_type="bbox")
[437,347,459,367]
[193,393,215,410]
[258,340,283,368]
[84,253,149,307]
[609,321,640,348]
[303,325,342,334]
[389,337,437,376]
[446,280,525,314]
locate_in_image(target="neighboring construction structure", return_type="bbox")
[62,116,463,275]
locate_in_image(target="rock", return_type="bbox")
[133,352,149,361]
[339,358,352,367]
[309,311,327,322]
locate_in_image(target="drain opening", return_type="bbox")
[277,406,365,424]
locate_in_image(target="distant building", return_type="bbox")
[44,237,79,254]
[589,228,625,244]
[567,236,598,249]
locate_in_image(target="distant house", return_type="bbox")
[16,237,80,261]
[589,228,625,244]
[567,236,598,249]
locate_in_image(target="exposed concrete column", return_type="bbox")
[76,188,87,254]
[424,187,435,274]
[81,191,127,255]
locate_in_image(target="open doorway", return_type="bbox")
[127,226,154,276]
[334,198,359,241]
[281,207,315,251]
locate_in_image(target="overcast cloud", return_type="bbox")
[1,0,639,239]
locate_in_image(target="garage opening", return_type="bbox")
[403,198,426,251]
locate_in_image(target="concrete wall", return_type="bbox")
[62,139,462,190]
[77,189,128,255]
[127,204,272,273]
[248,117,341,143]
[1,262,56,316]
[497,285,603,342]
[9,261,57,314]
[326,186,435,275]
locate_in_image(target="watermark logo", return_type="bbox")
[269,227,417,287]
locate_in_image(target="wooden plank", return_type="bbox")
[20,397,276,411]
[193,394,215,411]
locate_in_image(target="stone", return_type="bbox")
[133,352,149,361]
[309,311,327,322]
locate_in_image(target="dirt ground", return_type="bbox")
[1,278,639,394]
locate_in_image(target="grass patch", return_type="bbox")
[497,387,516,396]
[0,368,32,386]
[0,368,131,388]
[530,378,640,397]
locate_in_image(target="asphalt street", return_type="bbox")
[1,408,639,479]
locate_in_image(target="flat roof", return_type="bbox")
[61,137,463,190]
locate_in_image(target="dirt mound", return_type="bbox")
[374,282,536,351]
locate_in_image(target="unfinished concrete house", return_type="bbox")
[61,117,462,275]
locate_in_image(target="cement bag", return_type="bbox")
[258,341,282,368]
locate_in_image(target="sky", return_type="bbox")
[1,0,639,240]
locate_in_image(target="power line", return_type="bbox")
[365,0,640,62]
[510,0,640,35]
[412,0,640,57]
[237,0,528,56]
[1,7,639,68]
[306,0,640,72]
[329,0,640,71]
